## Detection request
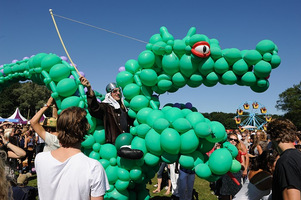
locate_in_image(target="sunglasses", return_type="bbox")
[229,138,239,142]
[111,89,120,94]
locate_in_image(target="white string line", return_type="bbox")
[52,13,149,45]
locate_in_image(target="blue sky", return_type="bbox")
[1,0,300,115]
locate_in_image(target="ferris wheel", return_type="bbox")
[234,101,271,131]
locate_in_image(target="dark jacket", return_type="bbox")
[86,93,133,144]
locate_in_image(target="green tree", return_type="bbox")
[0,82,51,119]
[276,81,301,130]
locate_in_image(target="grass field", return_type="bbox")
[28,173,217,200]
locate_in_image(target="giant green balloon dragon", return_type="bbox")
[0,27,281,199]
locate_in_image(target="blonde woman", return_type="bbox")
[0,154,12,200]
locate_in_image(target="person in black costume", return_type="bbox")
[80,76,143,159]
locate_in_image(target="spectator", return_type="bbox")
[234,151,277,200]
[0,157,12,200]
[267,118,301,200]
[153,162,171,195]
[30,97,60,152]
[35,107,109,200]
[12,173,38,200]
[24,130,35,173]
[80,77,143,159]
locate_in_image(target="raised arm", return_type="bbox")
[1,134,26,158]
[80,76,95,96]
[30,97,54,140]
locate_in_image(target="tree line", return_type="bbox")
[0,81,300,130]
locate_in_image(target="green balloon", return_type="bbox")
[230,160,242,173]
[181,108,192,117]
[136,124,151,138]
[270,55,281,69]
[180,54,198,77]
[254,60,272,78]
[187,74,203,88]
[157,79,172,91]
[115,133,133,150]
[194,121,212,138]
[185,112,205,128]
[206,121,226,143]
[160,128,181,154]
[81,134,95,148]
[191,151,205,166]
[139,69,158,87]
[173,39,187,57]
[117,157,136,170]
[144,153,160,167]
[118,168,130,181]
[130,167,142,180]
[243,50,262,65]
[222,71,237,85]
[179,154,194,169]
[205,72,219,85]
[138,50,155,69]
[162,52,180,75]
[161,151,179,164]
[145,129,163,156]
[29,53,48,68]
[241,72,257,86]
[214,57,229,74]
[223,141,238,158]
[180,130,199,154]
[198,139,215,154]
[116,71,134,88]
[137,107,153,124]
[188,34,209,45]
[89,151,100,160]
[56,78,77,97]
[152,118,170,133]
[92,143,101,152]
[127,109,137,119]
[232,59,249,76]
[105,165,119,184]
[129,95,149,112]
[99,144,117,160]
[223,48,242,66]
[61,96,81,110]
[257,78,269,88]
[209,45,223,61]
[195,163,212,179]
[172,118,192,134]
[263,53,272,62]
[146,110,164,127]
[208,148,232,175]
[198,57,215,76]
[256,40,275,55]
[86,113,96,134]
[125,59,141,74]
[123,83,140,100]
[131,137,147,154]
[41,54,62,71]
[49,63,70,82]
[251,80,269,93]
[115,179,130,192]
[152,41,167,55]
[149,33,163,44]
[165,107,184,123]
[99,159,110,169]
[172,72,187,88]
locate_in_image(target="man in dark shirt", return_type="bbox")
[267,119,301,200]
[80,76,143,159]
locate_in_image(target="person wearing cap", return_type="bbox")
[30,97,60,152]
[80,76,143,159]
[12,173,38,200]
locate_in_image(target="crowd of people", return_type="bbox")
[0,76,300,200]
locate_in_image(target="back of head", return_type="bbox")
[57,107,90,148]
[267,118,297,143]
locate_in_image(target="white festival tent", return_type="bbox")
[5,107,28,124]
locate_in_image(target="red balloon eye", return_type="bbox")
[191,41,211,58]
